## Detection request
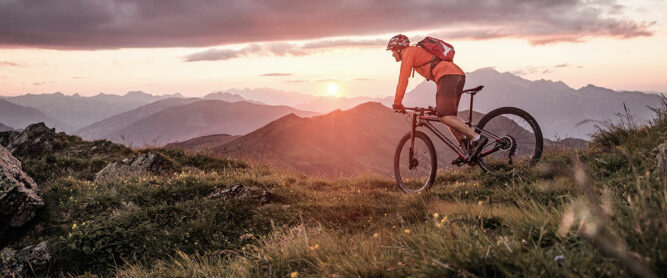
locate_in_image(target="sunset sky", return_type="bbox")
[0,0,665,98]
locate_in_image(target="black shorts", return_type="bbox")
[436,74,466,117]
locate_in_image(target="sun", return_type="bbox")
[326,83,338,96]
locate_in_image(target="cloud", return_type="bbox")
[185,43,307,61]
[260,73,294,77]
[0,61,20,67]
[511,63,582,76]
[285,78,352,83]
[0,0,653,49]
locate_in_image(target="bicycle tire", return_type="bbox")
[394,131,437,193]
[475,107,543,172]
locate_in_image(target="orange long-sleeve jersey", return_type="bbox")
[394,46,465,104]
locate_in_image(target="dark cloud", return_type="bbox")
[260,73,294,77]
[0,0,653,49]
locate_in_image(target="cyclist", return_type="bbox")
[388,34,488,163]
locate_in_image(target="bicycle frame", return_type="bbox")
[406,93,507,161]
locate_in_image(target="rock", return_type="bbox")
[0,145,44,232]
[207,183,272,205]
[0,122,60,157]
[1,241,50,276]
[95,152,178,181]
[656,142,667,175]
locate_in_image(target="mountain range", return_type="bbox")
[1,91,183,131]
[2,68,661,145]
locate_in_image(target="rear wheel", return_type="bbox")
[394,131,437,193]
[475,107,543,172]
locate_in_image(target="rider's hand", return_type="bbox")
[392,103,406,113]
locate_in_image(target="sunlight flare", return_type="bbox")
[326,83,338,96]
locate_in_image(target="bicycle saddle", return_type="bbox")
[463,85,484,94]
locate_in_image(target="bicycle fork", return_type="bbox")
[409,113,418,169]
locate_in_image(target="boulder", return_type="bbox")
[1,241,50,276]
[0,145,44,231]
[207,183,272,205]
[0,122,60,158]
[95,152,178,181]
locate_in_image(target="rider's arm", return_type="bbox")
[394,48,414,105]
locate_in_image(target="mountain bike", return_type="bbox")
[393,85,543,193]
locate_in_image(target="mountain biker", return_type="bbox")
[388,34,488,162]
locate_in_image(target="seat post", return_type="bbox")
[468,93,474,125]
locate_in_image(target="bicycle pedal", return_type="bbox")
[450,157,466,166]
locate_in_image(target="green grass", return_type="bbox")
[4,99,666,277]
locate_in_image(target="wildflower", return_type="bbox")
[309,244,319,250]
[290,271,299,278]
[554,255,565,266]
[68,233,72,238]
[404,229,411,234]
[373,233,379,238]
[433,213,439,218]
[72,223,77,229]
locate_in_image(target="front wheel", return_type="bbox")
[475,107,543,172]
[394,131,437,193]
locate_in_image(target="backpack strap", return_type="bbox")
[413,56,441,81]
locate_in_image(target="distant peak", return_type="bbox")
[348,101,389,111]
[125,91,150,97]
[470,67,498,73]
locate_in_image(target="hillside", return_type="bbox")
[1,99,664,277]
[103,100,320,146]
[165,134,240,151]
[175,102,571,176]
[0,99,72,131]
[76,97,201,141]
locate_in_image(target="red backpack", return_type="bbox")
[414,37,455,81]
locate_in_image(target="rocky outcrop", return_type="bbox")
[0,122,62,158]
[207,184,272,205]
[95,152,178,181]
[0,145,44,233]
[0,123,12,132]
[1,241,50,276]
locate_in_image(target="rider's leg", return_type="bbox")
[440,115,477,139]
[435,74,478,141]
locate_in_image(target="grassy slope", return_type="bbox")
[6,100,666,277]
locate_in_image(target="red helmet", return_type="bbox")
[386,34,410,51]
